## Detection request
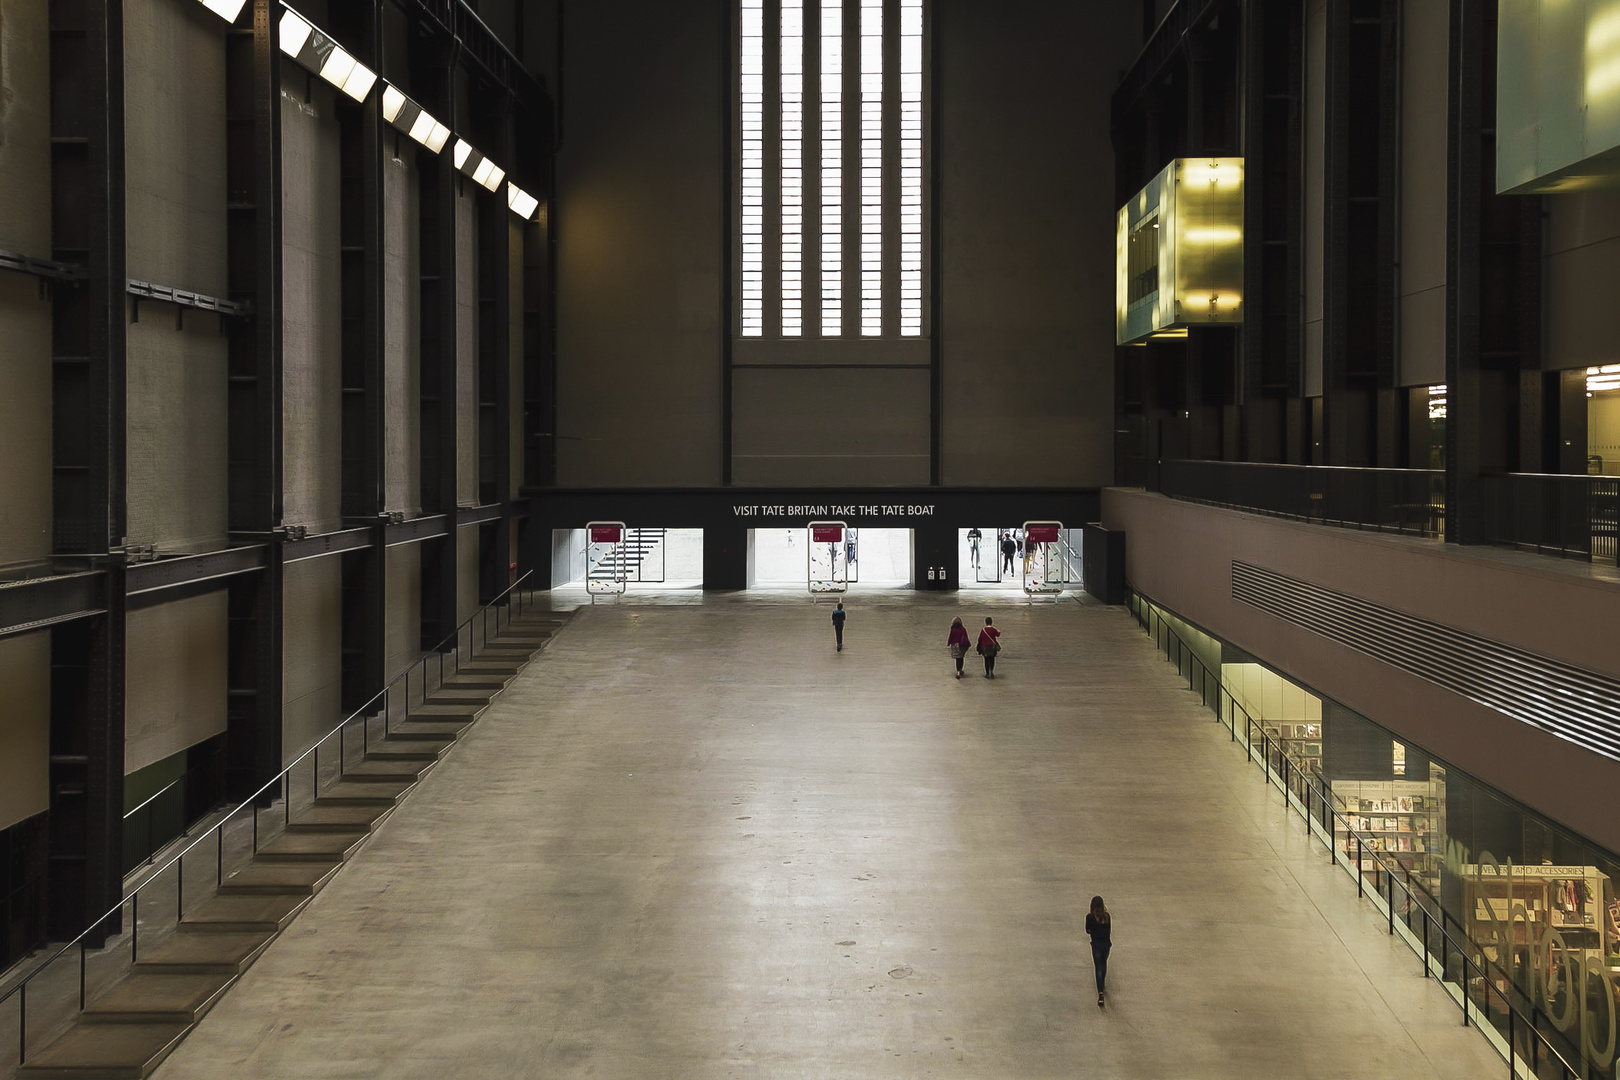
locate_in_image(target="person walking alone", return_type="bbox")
[1000,533,1017,576]
[967,527,983,570]
[1087,895,1112,1007]
[946,616,971,678]
[976,617,1002,678]
[831,602,846,652]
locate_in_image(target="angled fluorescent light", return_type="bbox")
[452,139,509,193]
[278,4,377,103]
[279,9,312,55]
[507,184,539,220]
[202,0,249,21]
[379,82,450,154]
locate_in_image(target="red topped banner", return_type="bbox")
[811,526,843,543]
[590,526,622,544]
[1026,525,1060,543]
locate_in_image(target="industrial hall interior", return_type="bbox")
[3,0,1620,1076]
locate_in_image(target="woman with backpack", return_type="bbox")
[976,617,1002,678]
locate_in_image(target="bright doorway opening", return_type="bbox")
[748,527,913,588]
[550,528,704,590]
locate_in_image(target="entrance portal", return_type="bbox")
[748,528,914,588]
[550,528,704,590]
[958,527,1083,591]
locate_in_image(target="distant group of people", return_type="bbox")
[824,602,1115,1005]
[965,528,1031,577]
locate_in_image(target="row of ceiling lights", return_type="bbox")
[195,0,540,221]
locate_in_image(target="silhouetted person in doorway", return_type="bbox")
[1000,533,1017,576]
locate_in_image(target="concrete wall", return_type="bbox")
[283,556,342,759]
[937,0,1134,487]
[1398,0,1448,389]
[282,72,344,533]
[0,633,50,831]
[1102,488,1620,853]
[125,590,228,773]
[385,144,422,515]
[1302,0,1326,399]
[556,0,1129,489]
[556,0,724,486]
[0,0,55,570]
[124,0,229,553]
[385,543,422,679]
[1546,191,1620,372]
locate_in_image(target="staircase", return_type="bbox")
[587,528,665,583]
[12,608,573,1080]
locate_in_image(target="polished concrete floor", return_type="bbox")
[154,593,1500,1079]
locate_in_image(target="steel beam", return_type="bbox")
[125,545,267,599]
[0,572,106,639]
[385,514,451,546]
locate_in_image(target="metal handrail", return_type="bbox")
[1127,587,1590,1080]
[4,571,536,1064]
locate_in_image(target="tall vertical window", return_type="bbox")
[781,1,803,336]
[859,0,882,336]
[899,0,922,336]
[738,0,925,342]
[820,0,842,337]
[740,0,765,336]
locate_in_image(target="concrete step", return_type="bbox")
[423,689,498,706]
[132,931,275,976]
[405,703,483,722]
[83,972,235,1025]
[381,720,468,740]
[456,661,525,675]
[217,860,339,897]
[285,802,395,833]
[474,647,534,661]
[16,1019,190,1079]
[254,830,367,863]
[313,779,411,805]
[438,674,509,690]
[338,757,434,782]
[178,893,309,934]
[362,740,448,761]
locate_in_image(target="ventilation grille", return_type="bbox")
[1231,561,1620,764]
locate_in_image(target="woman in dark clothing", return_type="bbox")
[946,617,971,678]
[1086,895,1111,1007]
[976,617,1002,678]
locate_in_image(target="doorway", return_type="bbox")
[550,528,704,590]
[748,527,914,588]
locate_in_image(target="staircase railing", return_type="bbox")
[0,573,537,1070]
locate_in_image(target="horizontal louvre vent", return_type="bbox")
[1231,561,1620,763]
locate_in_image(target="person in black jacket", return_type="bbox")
[1086,895,1112,1007]
[831,602,846,651]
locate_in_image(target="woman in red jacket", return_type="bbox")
[946,617,971,678]
[976,617,1002,679]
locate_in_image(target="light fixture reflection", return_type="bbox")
[278,5,377,103]
[507,184,540,220]
[202,0,249,21]
[379,82,451,154]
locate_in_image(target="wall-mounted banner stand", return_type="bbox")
[808,521,848,595]
[1022,521,1065,596]
[586,521,628,599]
